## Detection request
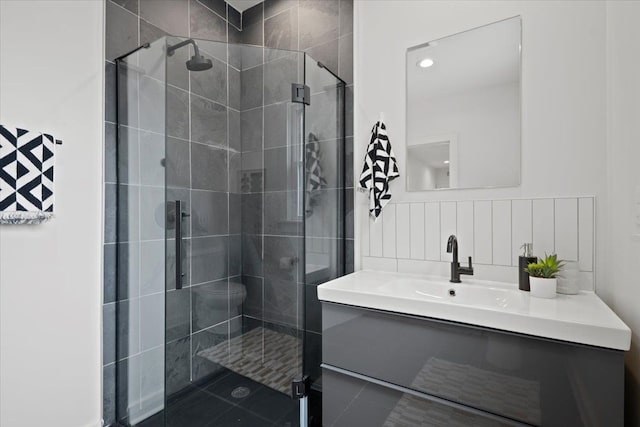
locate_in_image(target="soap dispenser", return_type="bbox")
[519,243,537,291]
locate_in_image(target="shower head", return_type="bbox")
[167,38,212,72]
[186,54,213,71]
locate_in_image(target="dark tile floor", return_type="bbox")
[136,370,299,427]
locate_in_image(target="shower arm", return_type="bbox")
[167,38,200,57]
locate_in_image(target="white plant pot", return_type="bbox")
[529,277,557,299]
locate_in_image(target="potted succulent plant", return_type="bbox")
[525,254,564,299]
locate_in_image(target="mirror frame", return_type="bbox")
[405,16,523,191]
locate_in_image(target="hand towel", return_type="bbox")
[0,125,55,224]
[305,132,327,216]
[358,121,399,219]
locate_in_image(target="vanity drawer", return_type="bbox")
[322,366,521,427]
[322,302,624,426]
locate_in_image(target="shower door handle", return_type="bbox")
[174,200,189,290]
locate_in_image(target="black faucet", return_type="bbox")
[446,235,474,283]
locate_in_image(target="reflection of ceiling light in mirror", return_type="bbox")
[418,58,434,68]
[444,160,450,164]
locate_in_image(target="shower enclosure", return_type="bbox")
[113,35,345,426]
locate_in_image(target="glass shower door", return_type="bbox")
[162,37,306,426]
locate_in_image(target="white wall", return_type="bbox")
[0,1,104,427]
[605,1,640,423]
[354,0,638,421]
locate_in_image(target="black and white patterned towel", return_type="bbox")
[0,125,55,224]
[358,121,399,219]
[306,132,326,216]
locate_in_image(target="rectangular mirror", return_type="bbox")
[406,16,521,191]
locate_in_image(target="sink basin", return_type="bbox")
[317,270,631,350]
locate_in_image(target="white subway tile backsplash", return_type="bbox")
[532,199,555,257]
[382,204,397,258]
[369,213,383,257]
[362,256,397,272]
[440,202,457,261]
[410,203,425,260]
[361,210,370,257]
[457,201,474,261]
[425,203,440,261]
[554,198,579,261]
[396,204,411,259]
[474,201,492,265]
[360,197,595,290]
[578,197,594,272]
[492,200,512,266]
[511,199,533,266]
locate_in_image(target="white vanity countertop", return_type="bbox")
[317,270,631,351]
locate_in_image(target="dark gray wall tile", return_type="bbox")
[106,0,138,61]
[105,62,116,123]
[139,240,164,296]
[140,292,164,350]
[191,190,229,236]
[190,0,227,41]
[298,0,339,50]
[346,188,354,239]
[306,38,339,77]
[306,189,339,238]
[119,241,141,299]
[228,32,243,67]
[167,187,192,239]
[307,88,339,141]
[228,4,241,29]
[338,33,353,85]
[140,20,190,91]
[228,66,241,110]
[229,236,242,276]
[105,184,117,244]
[103,364,116,426]
[264,54,298,105]
[139,76,165,134]
[346,238,354,274]
[191,322,228,381]
[265,0,297,19]
[104,244,117,304]
[339,0,353,36]
[198,0,227,19]
[264,236,303,282]
[139,186,165,241]
[117,63,140,127]
[168,85,190,140]
[113,0,139,14]
[242,234,263,277]
[118,126,141,185]
[166,336,191,396]
[191,143,228,191]
[117,299,140,359]
[263,102,288,149]
[191,95,227,146]
[264,7,298,51]
[241,193,263,235]
[139,130,165,186]
[229,151,242,193]
[242,275,263,319]
[105,124,117,184]
[229,193,242,234]
[228,109,241,152]
[264,146,300,191]
[242,2,263,29]
[191,54,227,105]
[264,191,303,236]
[119,184,141,242]
[241,108,263,152]
[240,45,264,71]
[241,65,263,110]
[140,0,189,36]
[167,288,191,341]
[240,150,263,192]
[191,236,229,284]
[167,137,191,188]
[345,136,353,188]
[264,278,299,326]
[103,303,117,365]
[192,279,229,331]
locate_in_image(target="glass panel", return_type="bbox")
[303,54,346,393]
[115,36,167,426]
[160,38,304,426]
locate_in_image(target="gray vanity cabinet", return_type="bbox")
[321,302,624,426]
